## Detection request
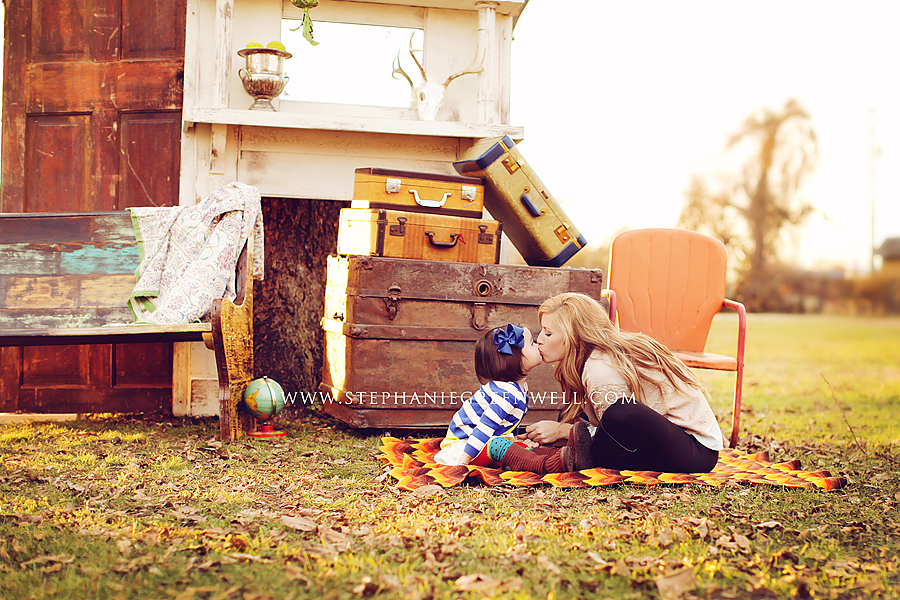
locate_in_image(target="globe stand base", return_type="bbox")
[249,423,286,439]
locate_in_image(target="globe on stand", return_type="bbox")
[243,377,287,439]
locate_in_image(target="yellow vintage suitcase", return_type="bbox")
[352,168,485,218]
[453,136,587,267]
[337,208,502,264]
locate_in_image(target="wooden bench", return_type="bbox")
[0,211,255,441]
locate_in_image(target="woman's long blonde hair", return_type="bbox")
[539,292,703,423]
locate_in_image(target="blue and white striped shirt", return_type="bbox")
[443,380,529,460]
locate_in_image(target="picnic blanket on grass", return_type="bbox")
[379,437,847,491]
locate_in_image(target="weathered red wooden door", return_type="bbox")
[0,0,186,413]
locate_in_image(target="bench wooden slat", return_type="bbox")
[1,274,135,310]
[0,323,211,346]
[0,241,139,277]
[0,308,134,330]
[0,212,136,245]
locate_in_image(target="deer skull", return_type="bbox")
[393,35,485,121]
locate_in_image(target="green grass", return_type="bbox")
[0,315,898,599]
[702,314,900,446]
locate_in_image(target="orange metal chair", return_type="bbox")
[604,228,747,447]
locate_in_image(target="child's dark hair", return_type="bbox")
[474,326,528,384]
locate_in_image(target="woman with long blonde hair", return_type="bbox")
[522,292,723,473]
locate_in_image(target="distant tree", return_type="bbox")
[679,99,818,309]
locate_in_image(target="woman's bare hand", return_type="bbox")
[522,420,564,444]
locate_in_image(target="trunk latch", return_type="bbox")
[384,284,402,320]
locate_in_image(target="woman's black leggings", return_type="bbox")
[590,398,719,473]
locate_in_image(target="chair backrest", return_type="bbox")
[608,228,727,353]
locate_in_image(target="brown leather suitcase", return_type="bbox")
[319,255,604,429]
[352,168,485,218]
[337,208,502,264]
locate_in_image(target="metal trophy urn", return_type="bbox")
[237,43,292,111]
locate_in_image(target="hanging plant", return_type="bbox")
[290,0,319,46]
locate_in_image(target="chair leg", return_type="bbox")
[729,361,744,448]
[723,298,747,448]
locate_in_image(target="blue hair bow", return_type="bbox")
[494,324,525,355]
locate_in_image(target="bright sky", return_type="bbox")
[509,0,900,273]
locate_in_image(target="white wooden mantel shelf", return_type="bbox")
[182,106,524,140]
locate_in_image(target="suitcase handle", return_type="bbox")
[424,231,462,248]
[410,189,451,208]
[521,192,543,217]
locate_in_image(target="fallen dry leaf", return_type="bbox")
[40,563,64,573]
[227,552,272,563]
[319,525,351,552]
[284,563,312,585]
[20,554,75,568]
[537,555,561,574]
[412,484,444,497]
[610,558,631,578]
[454,573,499,592]
[279,515,317,531]
[656,567,697,600]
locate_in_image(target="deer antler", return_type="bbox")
[443,43,486,87]
[407,32,427,81]
[390,30,486,121]
[392,51,414,89]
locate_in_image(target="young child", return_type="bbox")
[434,324,544,467]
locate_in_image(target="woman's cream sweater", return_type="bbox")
[579,350,724,451]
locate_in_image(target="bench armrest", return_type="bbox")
[208,229,257,442]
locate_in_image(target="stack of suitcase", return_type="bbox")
[319,138,602,429]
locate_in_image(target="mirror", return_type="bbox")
[280,21,422,108]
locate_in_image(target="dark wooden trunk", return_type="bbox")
[319,255,604,428]
[253,197,346,420]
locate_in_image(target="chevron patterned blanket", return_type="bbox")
[379,437,847,492]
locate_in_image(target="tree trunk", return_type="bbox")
[253,197,347,420]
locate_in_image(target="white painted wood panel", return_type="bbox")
[236,127,469,199]
[183,106,523,138]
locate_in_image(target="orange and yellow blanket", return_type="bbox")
[379,437,847,492]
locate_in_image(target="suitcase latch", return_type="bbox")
[477,225,494,245]
[385,178,402,194]
[461,185,477,204]
[471,303,488,330]
[389,216,407,237]
[502,155,520,174]
[554,224,571,244]
[384,284,402,320]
